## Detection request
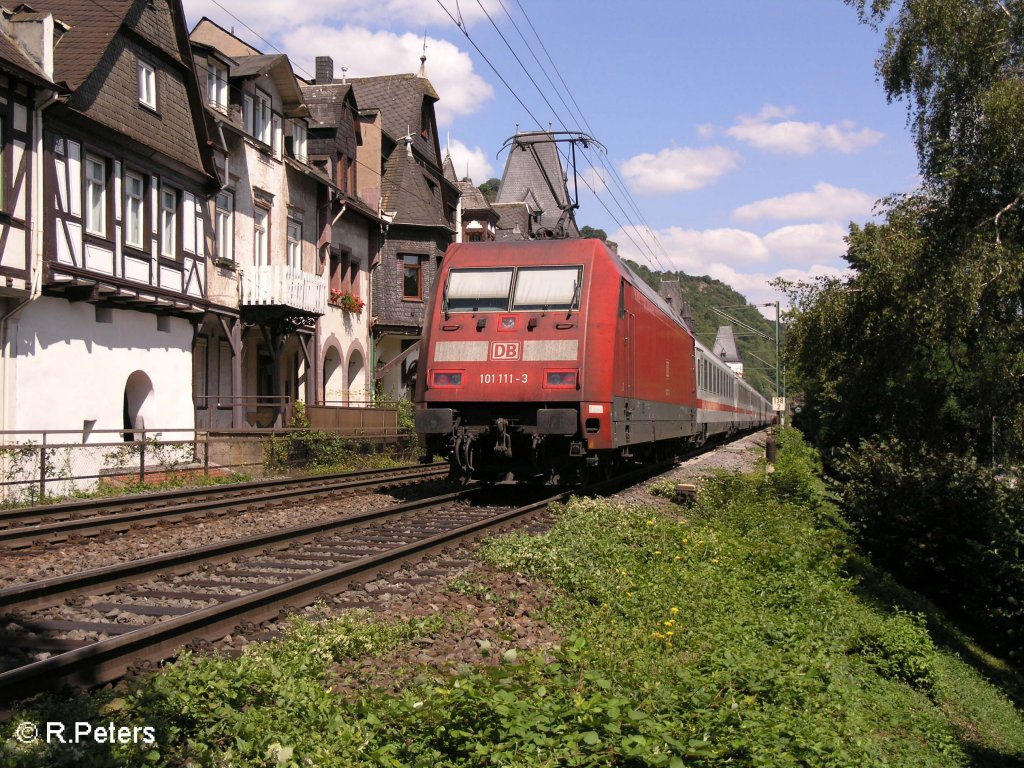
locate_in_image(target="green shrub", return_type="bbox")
[834,437,1024,659]
[854,610,938,690]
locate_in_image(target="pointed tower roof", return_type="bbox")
[712,326,742,363]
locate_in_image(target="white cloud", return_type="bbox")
[696,123,716,140]
[181,0,494,126]
[762,222,848,264]
[733,182,876,223]
[726,104,883,155]
[610,221,852,312]
[184,0,486,35]
[446,138,495,182]
[620,146,741,195]
[280,26,493,125]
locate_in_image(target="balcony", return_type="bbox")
[239,265,327,317]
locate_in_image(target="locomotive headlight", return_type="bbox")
[544,369,578,389]
[431,370,463,388]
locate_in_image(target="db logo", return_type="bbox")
[490,341,520,360]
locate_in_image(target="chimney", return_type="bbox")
[315,56,334,84]
[1,10,57,81]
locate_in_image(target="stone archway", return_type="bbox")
[123,370,154,441]
[347,349,365,405]
[323,345,344,404]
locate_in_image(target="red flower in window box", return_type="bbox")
[330,289,364,314]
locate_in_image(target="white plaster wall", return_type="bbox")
[7,297,195,436]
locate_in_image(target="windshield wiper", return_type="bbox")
[566,278,581,319]
[442,280,450,320]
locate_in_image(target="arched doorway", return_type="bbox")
[123,370,154,441]
[347,350,365,405]
[323,346,343,404]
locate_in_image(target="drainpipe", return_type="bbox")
[1,85,59,435]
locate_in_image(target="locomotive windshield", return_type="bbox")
[445,268,514,311]
[512,266,582,311]
[443,265,583,313]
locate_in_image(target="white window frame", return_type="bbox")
[286,218,301,268]
[215,191,233,263]
[292,121,307,162]
[272,115,282,159]
[243,94,253,135]
[84,155,106,237]
[254,89,272,145]
[160,187,177,258]
[206,62,228,111]
[137,59,156,110]
[254,207,269,266]
[124,171,145,249]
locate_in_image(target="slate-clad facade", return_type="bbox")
[348,71,457,399]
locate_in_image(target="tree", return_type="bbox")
[579,225,608,241]
[478,178,500,203]
[782,1,1024,462]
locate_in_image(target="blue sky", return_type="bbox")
[182,0,919,312]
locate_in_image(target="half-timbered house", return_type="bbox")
[0,7,58,435]
[5,0,218,437]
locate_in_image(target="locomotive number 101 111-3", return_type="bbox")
[479,373,528,384]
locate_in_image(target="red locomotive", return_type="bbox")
[414,239,771,482]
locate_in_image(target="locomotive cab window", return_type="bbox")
[512,266,582,311]
[445,267,513,312]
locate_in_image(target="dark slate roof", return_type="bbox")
[456,180,491,213]
[442,152,457,183]
[492,202,530,241]
[495,131,576,233]
[712,326,742,363]
[349,74,440,164]
[43,0,134,90]
[657,279,695,332]
[300,81,354,127]
[381,146,451,229]
[231,54,308,118]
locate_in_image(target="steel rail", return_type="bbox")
[0,463,448,528]
[0,486,562,705]
[0,488,480,613]
[0,464,449,547]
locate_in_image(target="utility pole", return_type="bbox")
[774,301,780,399]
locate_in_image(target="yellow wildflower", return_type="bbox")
[663,620,675,627]
[671,607,679,614]
[654,550,662,555]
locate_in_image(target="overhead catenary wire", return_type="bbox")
[432,0,668,268]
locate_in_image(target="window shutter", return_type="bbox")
[272,115,282,159]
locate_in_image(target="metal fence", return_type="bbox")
[0,420,416,507]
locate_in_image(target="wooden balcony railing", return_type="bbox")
[239,265,327,315]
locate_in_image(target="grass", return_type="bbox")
[2,429,1022,766]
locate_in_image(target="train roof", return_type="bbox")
[442,238,695,338]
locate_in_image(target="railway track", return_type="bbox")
[0,483,571,706]
[0,463,449,548]
[0,440,720,708]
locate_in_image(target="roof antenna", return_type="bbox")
[419,33,428,77]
